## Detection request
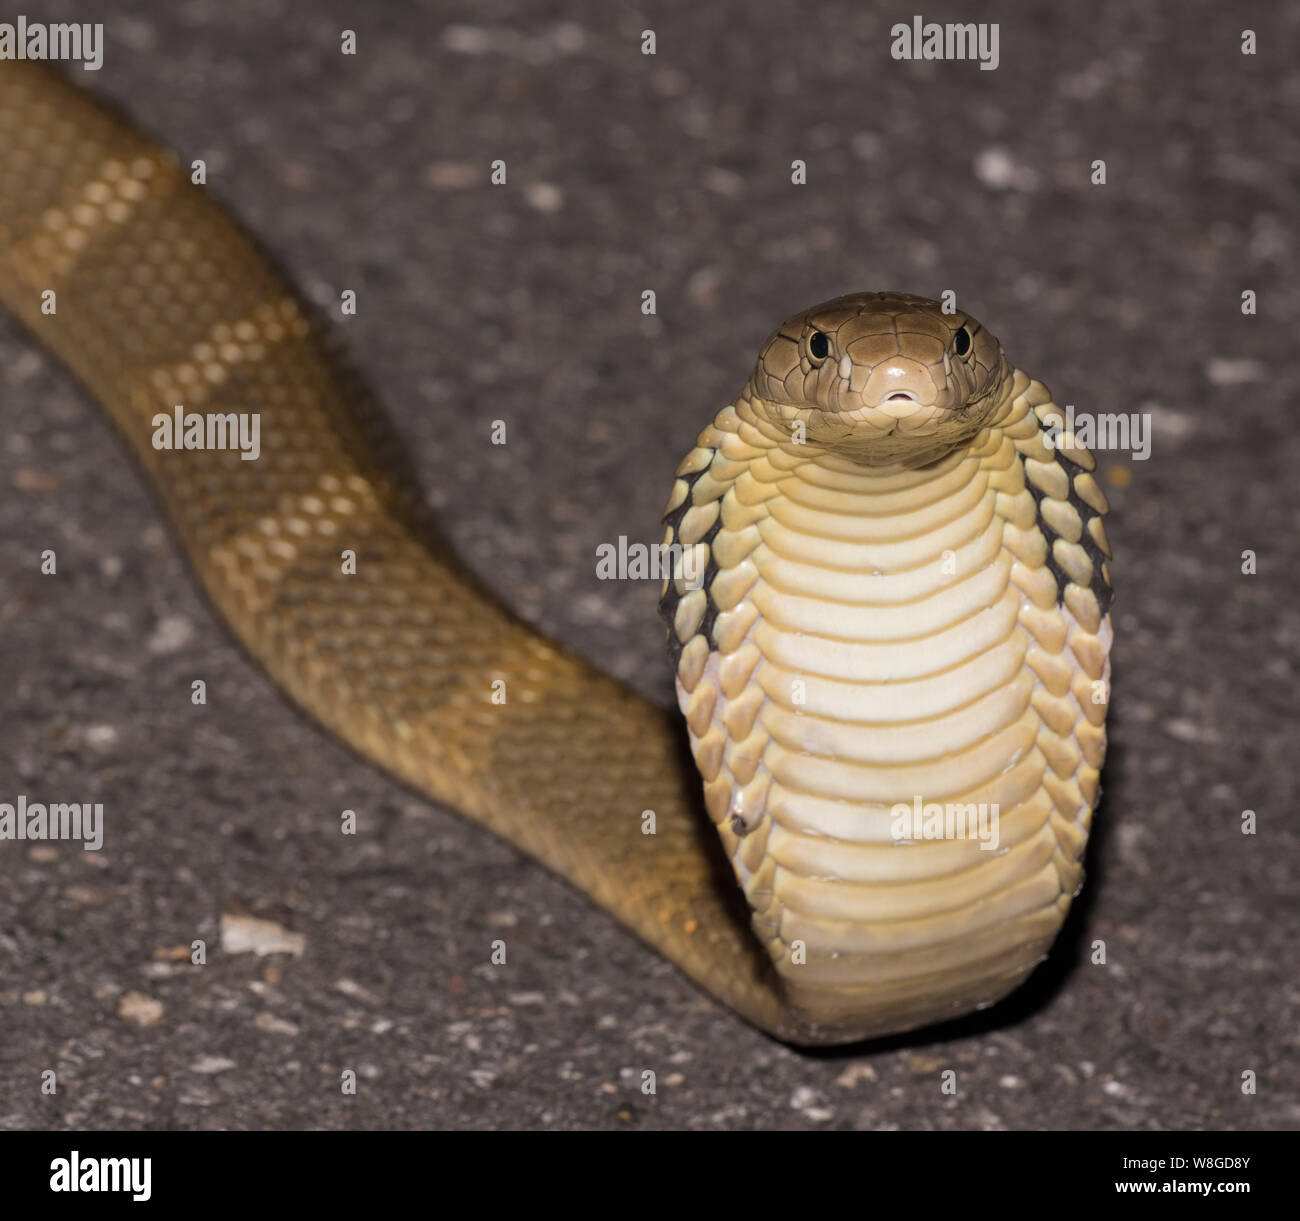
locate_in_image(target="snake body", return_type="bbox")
[0,65,1111,1045]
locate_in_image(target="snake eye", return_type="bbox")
[808,330,830,362]
[953,326,972,357]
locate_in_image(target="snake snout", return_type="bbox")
[850,355,945,416]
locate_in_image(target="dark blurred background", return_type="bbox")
[0,0,1296,1130]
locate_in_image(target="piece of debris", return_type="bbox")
[191,1055,237,1075]
[220,914,306,958]
[253,1012,299,1037]
[119,991,164,1027]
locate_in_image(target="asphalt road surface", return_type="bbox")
[1,0,1296,1130]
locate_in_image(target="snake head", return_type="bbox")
[750,292,1012,464]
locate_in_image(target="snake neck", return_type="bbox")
[659,371,1030,668]
[659,368,1114,1041]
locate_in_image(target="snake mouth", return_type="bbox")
[823,400,952,437]
[766,398,987,468]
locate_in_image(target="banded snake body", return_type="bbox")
[0,64,1112,1045]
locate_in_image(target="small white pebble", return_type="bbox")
[7,350,44,383]
[220,914,306,958]
[1165,718,1219,743]
[506,991,547,1006]
[84,724,118,750]
[1140,400,1195,441]
[333,978,376,1001]
[1205,357,1265,386]
[974,146,1036,191]
[835,1063,878,1088]
[119,991,164,1027]
[523,182,564,213]
[147,615,194,655]
[191,1055,237,1075]
[253,1013,299,1037]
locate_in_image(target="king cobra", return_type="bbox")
[0,64,1112,1045]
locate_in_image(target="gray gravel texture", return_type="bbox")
[0,0,1297,1131]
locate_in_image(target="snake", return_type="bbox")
[0,63,1112,1046]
